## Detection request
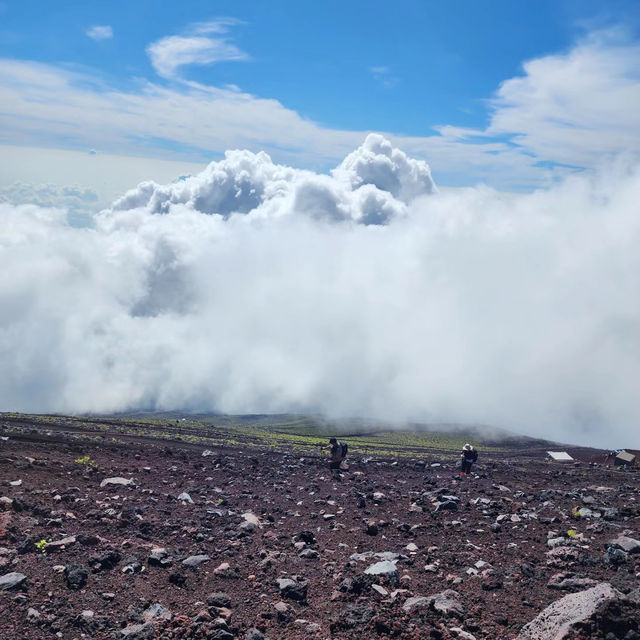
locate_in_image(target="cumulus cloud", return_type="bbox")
[86,25,113,41]
[147,19,248,79]
[109,134,435,224]
[1,136,639,448]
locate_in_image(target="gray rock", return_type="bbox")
[299,548,319,559]
[402,596,430,612]
[607,535,640,554]
[177,492,194,504]
[430,590,465,618]
[244,629,264,640]
[120,622,155,639]
[182,554,210,568]
[516,583,622,640]
[547,573,599,591]
[277,577,307,602]
[46,536,77,552]
[26,607,41,622]
[0,571,26,591]
[100,477,135,488]
[207,592,231,608]
[143,603,172,622]
[364,560,398,579]
[604,547,627,565]
[148,548,172,567]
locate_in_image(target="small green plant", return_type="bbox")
[567,529,578,537]
[75,456,94,465]
[35,539,48,553]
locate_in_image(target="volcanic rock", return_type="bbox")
[0,571,26,590]
[516,582,623,640]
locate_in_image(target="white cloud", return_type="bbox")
[1,137,639,448]
[0,59,551,190]
[445,31,640,170]
[0,30,639,189]
[147,19,248,79]
[86,25,113,41]
[107,135,434,225]
[370,65,398,88]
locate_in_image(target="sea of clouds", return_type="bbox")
[1,135,639,447]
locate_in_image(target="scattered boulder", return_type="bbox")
[516,583,624,640]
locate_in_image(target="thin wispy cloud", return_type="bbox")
[147,19,248,80]
[86,25,113,41]
[370,65,398,88]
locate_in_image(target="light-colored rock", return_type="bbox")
[177,492,194,503]
[516,583,622,640]
[364,560,398,579]
[100,477,135,488]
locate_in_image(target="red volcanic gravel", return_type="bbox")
[0,419,639,640]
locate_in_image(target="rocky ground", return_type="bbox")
[0,415,639,640]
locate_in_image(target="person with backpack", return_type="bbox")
[328,437,348,470]
[460,443,477,476]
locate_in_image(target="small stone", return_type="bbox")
[64,564,88,590]
[177,492,194,503]
[100,477,135,488]
[182,555,210,568]
[27,607,41,622]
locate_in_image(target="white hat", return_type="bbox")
[463,443,472,451]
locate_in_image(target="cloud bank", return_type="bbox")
[1,136,639,448]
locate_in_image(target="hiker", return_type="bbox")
[460,443,478,476]
[328,437,348,470]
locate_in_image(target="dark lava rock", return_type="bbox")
[148,548,172,567]
[182,554,210,568]
[277,577,307,602]
[16,535,40,555]
[435,500,458,512]
[169,571,187,586]
[339,574,374,594]
[90,549,121,572]
[64,564,88,590]
[604,547,628,566]
[295,531,316,544]
[331,603,376,631]
[207,592,231,608]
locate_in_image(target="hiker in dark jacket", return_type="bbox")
[328,437,348,470]
[460,443,478,476]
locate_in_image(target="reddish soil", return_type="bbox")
[0,416,638,640]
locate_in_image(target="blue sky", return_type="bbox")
[1,0,639,201]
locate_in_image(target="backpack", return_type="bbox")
[341,442,348,457]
